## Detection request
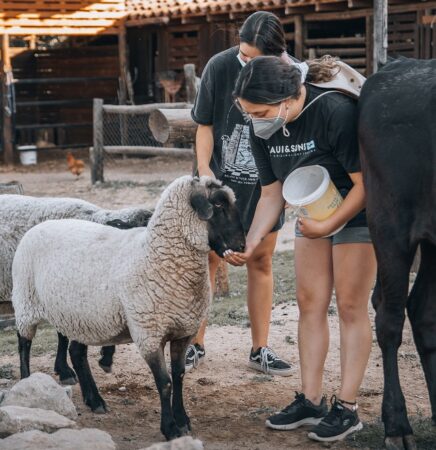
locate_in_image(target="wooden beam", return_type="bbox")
[294,15,304,61]
[422,15,436,25]
[1,33,11,72]
[373,0,388,72]
[316,1,348,12]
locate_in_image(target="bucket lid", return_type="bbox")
[282,165,330,206]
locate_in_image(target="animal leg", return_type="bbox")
[69,340,107,413]
[170,336,193,434]
[407,241,436,426]
[54,333,77,385]
[146,346,181,440]
[98,345,116,373]
[372,245,416,450]
[17,332,32,379]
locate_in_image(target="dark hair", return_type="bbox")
[233,56,302,104]
[233,55,341,104]
[239,11,286,56]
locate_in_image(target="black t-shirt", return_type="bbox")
[191,46,286,232]
[250,84,366,227]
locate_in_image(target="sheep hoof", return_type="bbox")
[98,362,112,374]
[60,376,78,386]
[177,424,190,436]
[92,404,108,414]
[385,435,416,450]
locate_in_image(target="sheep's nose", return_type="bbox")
[238,243,246,252]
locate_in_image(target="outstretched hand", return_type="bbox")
[223,245,255,266]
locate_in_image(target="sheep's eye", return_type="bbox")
[214,203,223,208]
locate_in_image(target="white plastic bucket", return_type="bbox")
[283,165,344,235]
[18,146,37,165]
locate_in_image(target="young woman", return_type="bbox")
[188,11,298,375]
[225,56,377,442]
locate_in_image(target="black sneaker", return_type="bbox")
[248,347,293,376]
[266,392,327,430]
[308,396,363,442]
[185,343,205,372]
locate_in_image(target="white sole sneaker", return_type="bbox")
[185,356,204,373]
[248,361,293,377]
[266,416,323,430]
[307,421,363,442]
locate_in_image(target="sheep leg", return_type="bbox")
[98,345,116,373]
[54,333,78,385]
[146,347,181,441]
[69,340,107,414]
[17,332,32,379]
[170,336,192,435]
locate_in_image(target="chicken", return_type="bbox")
[66,152,85,177]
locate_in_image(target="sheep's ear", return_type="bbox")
[106,219,131,229]
[190,192,213,221]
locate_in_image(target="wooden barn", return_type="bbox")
[1,0,435,163]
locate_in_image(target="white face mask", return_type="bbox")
[251,103,290,140]
[237,53,247,67]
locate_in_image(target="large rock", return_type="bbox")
[0,428,116,450]
[142,436,204,450]
[0,405,76,437]
[1,373,77,419]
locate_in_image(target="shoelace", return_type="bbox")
[259,347,279,374]
[186,344,201,369]
[283,392,306,412]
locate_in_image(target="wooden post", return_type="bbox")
[215,260,229,297]
[148,108,196,145]
[1,34,14,165]
[373,0,388,72]
[294,16,304,61]
[91,98,104,184]
[184,64,197,104]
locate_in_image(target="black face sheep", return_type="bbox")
[0,194,152,383]
[12,176,246,440]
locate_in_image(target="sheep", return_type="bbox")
[12,176,246,440]
[0,194,152,383]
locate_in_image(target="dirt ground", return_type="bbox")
[0,155,434,449]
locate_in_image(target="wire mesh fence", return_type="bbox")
[91,100,194,184]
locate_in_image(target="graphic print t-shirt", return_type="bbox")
[250,84,366,227]
[191,46,283,231]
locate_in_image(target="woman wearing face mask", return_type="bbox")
[225,56,377,442]
[187,11,297,376]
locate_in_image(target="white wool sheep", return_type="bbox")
[0,194,152,304]
[12,175,245,440]
[1,194,151,383]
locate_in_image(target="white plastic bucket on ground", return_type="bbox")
[283,165,344,235]
[18,145,37,165]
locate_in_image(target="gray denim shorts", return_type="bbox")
[295,225,372,245]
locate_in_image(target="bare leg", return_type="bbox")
[192,251,220,346]
[171,336,193,434]
[69,340,106,413]
[294,237,333,404]
[333,243,376,403]
[54,333,77,385]
[246,232,278,350]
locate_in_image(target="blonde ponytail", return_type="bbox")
[306,55,341,83]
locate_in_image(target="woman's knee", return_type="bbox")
[247,252,273,275]
[337,297,369,324]
[297,290,330,318]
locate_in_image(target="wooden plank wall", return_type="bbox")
[12,45,119,148]
[0,0,125,35]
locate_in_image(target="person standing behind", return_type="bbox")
[186,11,294,376]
